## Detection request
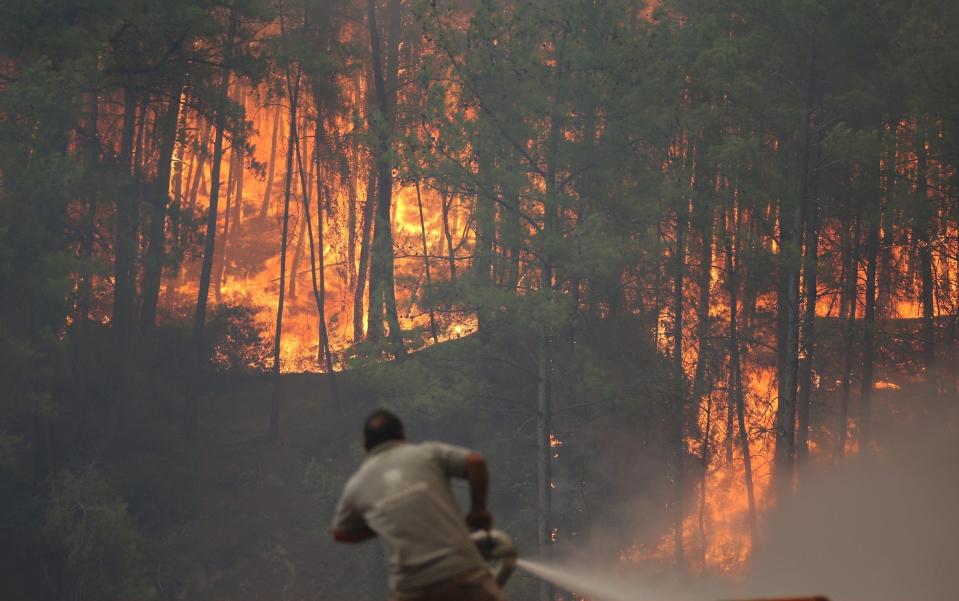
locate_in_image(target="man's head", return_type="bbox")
[363,409,405,451]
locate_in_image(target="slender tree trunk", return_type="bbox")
[698,389,711,570]
[441,189,458,282]
[187,119,211,217]
[692,142,715,423]
[860,190,881,453]
[140,74,185,332]
[289,124,314,300]
[77,91,99,332]
[366,0,403,352]
[775,44,819,492]
[164,93,189,313]
[187,14,236,438]
[260,106,281,218]
[725,200,757,544]
[231,84,245,233]
[353,162,376,342]
[213,127,234,304]
[113,88,139,347]
[294,116,340,410]
[537,29,566,601]
[346,72,362,288]
[671,196,689,568]
[837,207,861,462]
[289,203,308,299]
[796,161,820,467]
[270,64,301,441]
[415,181,439,344]
[916,118,937,387]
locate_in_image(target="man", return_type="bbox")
[331,409,504,601]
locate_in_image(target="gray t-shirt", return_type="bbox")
[331,440,488,592]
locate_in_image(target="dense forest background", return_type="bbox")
[1,0,958,599]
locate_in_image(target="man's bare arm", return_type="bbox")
[332,523,376,543]
[464,452,492,530]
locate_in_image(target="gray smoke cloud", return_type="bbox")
[516,412,959,601]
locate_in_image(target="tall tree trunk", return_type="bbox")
[441,188,458,283]
[366,0,403,352]
[415,181,439,344]
[796,150,820,467]
[289,202,308,299]
[289,123,315,300]
[213,123,235,305]
[231,84,245,233]
[775,43,819,493]
[671,196,689,568]
[725,200,757,545]
[187,119,211,217]
[537,29,566,601]
[187,14,236,438]
[860,187,881,453]
[697,389,711,570]
[353,162,376,342]
[270,64,301,441]
[346,71,362,288]
[141,73,185,332]
[77,91,99,333]
[295,116,340,410]
[259,106,281,219]
[164,93,189,313]
[113,88,139,348]
[915,118,937,388]
[837,207,861,462]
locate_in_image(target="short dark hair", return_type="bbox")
[363,409,405,451]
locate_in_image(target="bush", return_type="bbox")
[43,467,154,601]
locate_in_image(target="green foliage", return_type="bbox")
[43,467,155,601]
[208,305,272,373]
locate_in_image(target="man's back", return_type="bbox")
[333,440,488,593]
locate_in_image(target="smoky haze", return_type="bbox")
[519,411,959,601]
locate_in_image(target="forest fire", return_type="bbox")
[2,0,958,600]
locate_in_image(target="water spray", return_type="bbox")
[472,529,830,601]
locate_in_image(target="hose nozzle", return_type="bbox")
[471,529,517,587]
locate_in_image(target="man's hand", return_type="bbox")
[465,508,493,531]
